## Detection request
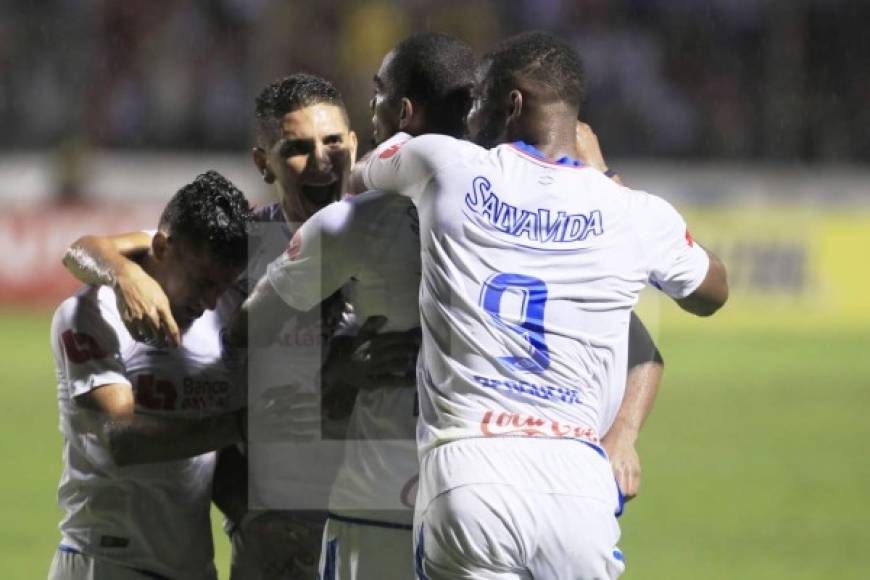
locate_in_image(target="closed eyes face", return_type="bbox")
[157,237,241,331]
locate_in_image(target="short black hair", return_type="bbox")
[158,170,251,267]
[254,73,348,140]
[482,31,585,113]
[385,32,475,137]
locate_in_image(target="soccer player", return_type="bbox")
[248,32,666,579]
[48,171,250,580]
[60,74,378,580]
[355,32,728,578]
[254,32,476,580]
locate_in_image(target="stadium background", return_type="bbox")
[1,1,868,578]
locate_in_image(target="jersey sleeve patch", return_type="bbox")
[379,142,403,159]
[285,230,303,261]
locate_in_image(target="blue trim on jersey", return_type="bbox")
[613,548,625,562]
[582,440,607,460]
[56,545,172,579]
[327,511,413,531]
[415,526,429,580]
[511,141,586,168]
[615,479,626,517]
[322,538,337,580]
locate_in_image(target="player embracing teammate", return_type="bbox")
[53,31,726,580]
[355,31,728,578]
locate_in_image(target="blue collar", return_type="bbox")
[512,140,585,168]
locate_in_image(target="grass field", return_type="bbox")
[2,307,869,579]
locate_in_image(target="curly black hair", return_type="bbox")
[385,32,476,138]
[482,31,585,113]
[254,73,348,140]
[158,170,251,267]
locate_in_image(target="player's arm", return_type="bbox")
[211,445,248,527]
[354,133,458,202]
[602,312,664,502]
[230,201,362,347]
[63,232,180,346]
[75,384,243,466]
[675,247,728,316]
[642,195,728,317]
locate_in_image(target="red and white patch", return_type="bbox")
[62,329,107,363]
[685,228,695,247]
[378,143,403,159]
[285,230,302,260]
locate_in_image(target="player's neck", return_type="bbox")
[513,110,578,162]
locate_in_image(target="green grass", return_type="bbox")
[2,308,868,578]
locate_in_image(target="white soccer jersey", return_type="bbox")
[268,190,421,524]
[241,203,345,511]
[362,133,710,458]
[51,285,241,580]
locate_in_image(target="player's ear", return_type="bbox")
[152,231,169,262]
[252,147,275,184]
[347,130,359,167]
[398,97,415,132]
[506,89,523,126]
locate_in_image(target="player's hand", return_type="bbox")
[601,430,641,501]
[324,316,420,391]
[114,261,181,347]
[249,385,320,442]
[575,121,610,173]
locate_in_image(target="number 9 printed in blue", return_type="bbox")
[480,273,550,373]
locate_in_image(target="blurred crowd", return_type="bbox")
[1,0,867,161]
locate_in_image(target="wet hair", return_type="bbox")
[482,31,585,113]
[158,170,251,267]
[385,32,475,137]
[254,73,348,141]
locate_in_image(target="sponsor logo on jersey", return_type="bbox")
[285,230,302,260]
[473,374,583,405]
[135,373,233,411]
[61,329,107,363]
[379,143,403,159]
[464,176,604,244]
[479,408,599,443]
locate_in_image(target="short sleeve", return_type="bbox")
[51,292,131,398]
[267,201,361,312]
[362,133,460,203]
[637,194,710,299]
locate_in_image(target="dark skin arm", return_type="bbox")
[576,120,729,317]
[676,247,729,316]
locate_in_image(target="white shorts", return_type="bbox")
[48,545,217,580]
[228,510,324,580]
[413,437,625,580]
[318,513,415,580]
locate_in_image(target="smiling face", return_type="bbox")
[260,103,358,222]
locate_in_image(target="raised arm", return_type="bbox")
[76,383,243,467]
[63,232,180,346]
